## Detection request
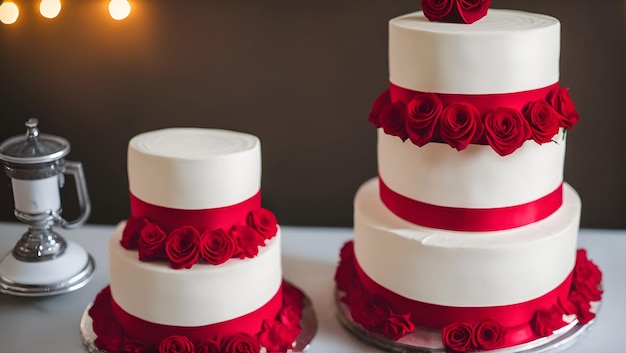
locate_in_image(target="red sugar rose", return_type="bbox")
[335,241,364,302]
[439,102,484,151]
[369,89,391,128]
[339,240,355,262]
[422,0,491,24]
[340,287,365,309]
[351,293,390,332]
[531,307,568,337]
[221,333,260,353]
[557,296,578,316]
[422,0,455,22]
[230,225,265,259]
[442,322,474,352]
[90,287,125,352]
[195,338,221,353]
[573,249,603,302]
[121,216,146,249]
[165,226,200,269]
[258,320,300,352]
[484,107,531,156]
[569,291,595,324]
[158,335,195,353]
[247,208,278,240]
[382,312,415,341]
[573,280,603,303]
[138,221,168,261]
[405,93,442,147]
[282,282,305,316]
[524,100,560,144]
[548,87,579,129]
[199,228,237,265]
[456,0,491,24]
[278,306,302,327]
[473,319,505,350]
[380,100,409,141]
[121,340,152,353]
[574,250,603,287]
[334,259,362,294]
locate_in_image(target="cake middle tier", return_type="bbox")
[377,128,566,228]
[354,177,580,310]
[108,221,283,327]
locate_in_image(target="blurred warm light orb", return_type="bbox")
[109,0,130,20]
[40,0,61,19]
[0,1,19,24]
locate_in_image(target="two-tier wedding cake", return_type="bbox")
[88,128,306,353]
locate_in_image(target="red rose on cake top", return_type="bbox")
[422,0,491,24]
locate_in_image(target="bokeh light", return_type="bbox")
[109,0,130,20]
[0,1,19,24]
[39,0,61,19]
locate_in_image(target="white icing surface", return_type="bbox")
[128,128,261,210]
[354,178,580,307]
[389,9,560,94]
[109,222,283,326]
[378,129,566,208]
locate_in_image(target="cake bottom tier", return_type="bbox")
[89,222,306,353]
[335,178,603,350]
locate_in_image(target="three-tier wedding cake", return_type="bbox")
[335,2,603,351]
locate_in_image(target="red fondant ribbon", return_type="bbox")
[354,258,572,330]
[379,178,563,231]
[130,191,261,233]
[111,284,283,348]
[389,82,560,116]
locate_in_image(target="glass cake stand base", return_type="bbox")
[335,289,596,353]
[80,281,317,353]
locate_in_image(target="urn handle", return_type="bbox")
[54,160,91,229]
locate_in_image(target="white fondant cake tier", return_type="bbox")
[389,9,560,94]
[378,128,566,209]
[108,222,283,326]
[128,128,261,210]
[354,178,580,307]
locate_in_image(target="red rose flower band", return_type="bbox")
[335,242,603,352]
[369,82,579,156]
[121,191,279,269]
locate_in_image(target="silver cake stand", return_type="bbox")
[335,289,597,353]
[81,281,317,353]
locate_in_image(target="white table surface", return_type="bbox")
[0,222,624,353]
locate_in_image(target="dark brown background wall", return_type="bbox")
[1,0,625,228]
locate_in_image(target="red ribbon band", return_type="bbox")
[379,178,563,231]
[130,191,262,233]
[111,284,283,348]
[354,258,572,330]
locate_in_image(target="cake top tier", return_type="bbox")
[131,128,258,160]
[389,9,561,94]
[128,128,261,210]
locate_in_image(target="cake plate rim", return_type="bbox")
[80,280,317,353]
[0,252,95,297]
[335,287,598,353]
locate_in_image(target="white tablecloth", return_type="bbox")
[0,222,624,353]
